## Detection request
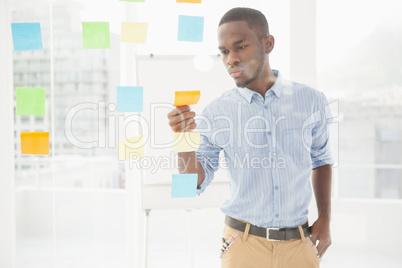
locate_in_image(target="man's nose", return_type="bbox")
[226,51,240,66]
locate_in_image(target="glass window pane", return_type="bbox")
[13,1,126,267]
[317,0,402,199]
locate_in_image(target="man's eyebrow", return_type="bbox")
[233,38,247,46]
[218,39,247,50]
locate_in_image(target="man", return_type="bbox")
[168,7,333,268]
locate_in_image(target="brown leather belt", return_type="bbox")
[225,216,312,241]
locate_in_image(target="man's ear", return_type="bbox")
[264,35,275,54]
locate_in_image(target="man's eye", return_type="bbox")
[220,50,229,55]
[238,45,248,50]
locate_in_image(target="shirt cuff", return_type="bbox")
[312,157,334,169]
[195,153,214,196]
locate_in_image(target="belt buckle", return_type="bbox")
[266,228,280,241]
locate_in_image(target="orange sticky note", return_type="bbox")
[21,132,49,155]
[173,91,200,106]
[176,0,202,3]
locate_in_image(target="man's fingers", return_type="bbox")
[181,121,197,132]
[179,118,196,130]
[319,247,328,259]
[175,105,191,114]
[310,234,318,246]
[167,105,191,118]
[167,105,196,132]
[172,118,196,132]
[316,239,331,258]
[310,217,331,258]
[169,111,196,126]
[170,118,196,132]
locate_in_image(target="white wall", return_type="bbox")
[16,189,402,258]
[331,199,402,255]
[0,0,16,266]
[16,188,126,239]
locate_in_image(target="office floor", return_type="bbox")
[16,208,402,268]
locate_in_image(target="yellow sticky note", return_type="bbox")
[121,22,148,44]
[21,132,49,155]
[173,91,200,106]
[174,132,200,152]
[118,135,145,160]
[176,0,202,3]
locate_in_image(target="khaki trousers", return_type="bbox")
[221,222,320,268]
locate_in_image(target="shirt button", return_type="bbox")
[275,214,279,218]
[268,131,272,135]
[275,186,279,190]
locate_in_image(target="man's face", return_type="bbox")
[218,21,266,88]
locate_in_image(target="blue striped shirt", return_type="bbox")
[195,70,334,228]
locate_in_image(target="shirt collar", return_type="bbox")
[238,86,256,104]
[238,69,282,104]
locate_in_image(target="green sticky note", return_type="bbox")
[82,22,110,49]
[120,0,145,2]
[16,87,45,116]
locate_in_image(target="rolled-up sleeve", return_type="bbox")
[311,93,334,169]
[195,108,222,195]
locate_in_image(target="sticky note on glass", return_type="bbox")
[177,0,202,3]
[16,87,45,116]
[116,86,143,112]
[171,174,198,198]
[178,15,204,42]
[82,22,110,49]
[174,132,200,152]
[21,132,49,155]
[11,22,43,51]
[118,135,145,160]
[174,90,200,106]
[121,22,148,44]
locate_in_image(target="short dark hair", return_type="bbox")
[219,7,269,38]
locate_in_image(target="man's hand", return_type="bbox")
[167,105,197,132]
[167,105,204,186]
[310,215,331,259]
[311,164,332,259]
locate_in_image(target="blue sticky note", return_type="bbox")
[11,23,43,51]
[116,86,143,112]
[171,174,198,198]
[178,15,204,42]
